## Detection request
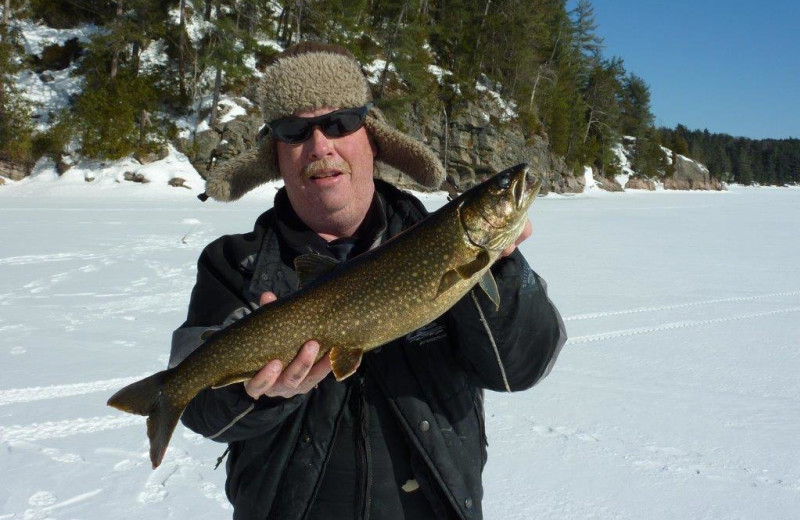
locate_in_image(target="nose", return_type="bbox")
[306,126,334,160]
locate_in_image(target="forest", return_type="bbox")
[0,0,797,185]
[659,126,799,186]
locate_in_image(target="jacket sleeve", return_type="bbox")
[446,249,567,392]
[174,236,307,443]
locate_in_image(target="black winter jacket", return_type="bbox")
[172,180,566,520]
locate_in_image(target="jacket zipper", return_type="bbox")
[357,373,372,520]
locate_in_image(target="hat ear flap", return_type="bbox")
[205,137,280,202]
[364,107,444,190]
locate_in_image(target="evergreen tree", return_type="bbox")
[0,9,35,163]
[581,57,623,172]
[618,73,653,135]
[9,0,794,186]
[569,0,603,73]
[734,144,754,185]
[659,125,800,185]
[65,1,170,158]
[201,1,256,125]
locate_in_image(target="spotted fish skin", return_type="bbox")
[107,163,542,468]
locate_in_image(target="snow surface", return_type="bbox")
[1,177,799,519]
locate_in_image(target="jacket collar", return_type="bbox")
[272,187,388,261]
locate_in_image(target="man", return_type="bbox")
[171,42,566,520]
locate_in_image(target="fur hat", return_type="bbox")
[204,43,445,202]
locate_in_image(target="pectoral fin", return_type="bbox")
[478,271,500,310]
[436,270,462,297]
[330,347,363,381]
[456,251,491,279]
[294,254,339,288]
[436,251,492,298]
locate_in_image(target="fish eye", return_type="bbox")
[496,174,511,189]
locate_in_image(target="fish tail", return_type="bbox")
[107,370,183,469]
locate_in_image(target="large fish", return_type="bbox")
[108,163,542,468]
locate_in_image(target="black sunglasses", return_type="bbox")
[265,103,373,144]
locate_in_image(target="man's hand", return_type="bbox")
[243,291,332,400]
[500,218,532,258]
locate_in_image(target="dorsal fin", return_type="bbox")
[294,254,340,288]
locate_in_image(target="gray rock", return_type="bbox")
[594,174,624,192]
[177,107,262,179]
[194,130,222,161]
[0,158,32,181]
[404,96,580,194]
[136,152,159,165]
[625,177,656,190]
[665,154,726,191]
[123,171,149,184]
[35,38,82,73]
[56,157,73,175]
[169,177,190,189]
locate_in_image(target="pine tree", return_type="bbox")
[581,57,623,172]
[0,8,35,163]
[734,144,754,185]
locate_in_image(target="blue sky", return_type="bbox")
[582,0,799,139]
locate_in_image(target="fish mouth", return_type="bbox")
[520,166,542,208]
[505,163,539,209]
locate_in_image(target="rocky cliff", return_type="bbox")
[182,90,584,195]
[598,137,725,192]
[665,154,725,190]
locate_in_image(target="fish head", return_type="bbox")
[459,163,542,252]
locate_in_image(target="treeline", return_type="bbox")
[0,0,694,181]
[659,125,799,185]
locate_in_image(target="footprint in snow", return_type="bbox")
[28,491,57,507]
[113,458,142,472]
[41,447,83,463]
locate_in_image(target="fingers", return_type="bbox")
[259,291,278,306]
[280,341,319,391]
[304,353,332,385]
[519,218,533,243]
[501,218,533,257]
[244,341,332,400]
[246,293,332,399]
[244,359,283,399]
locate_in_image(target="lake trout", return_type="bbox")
[107,163,542,468]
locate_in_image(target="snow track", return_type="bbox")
[2,290,796,410]
[563,290,800,321]
[0,415,144,444]
[567,307,800,345]
[0,374,149,406]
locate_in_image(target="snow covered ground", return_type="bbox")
[1,179,799,519]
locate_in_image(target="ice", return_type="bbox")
[1,179,799,518]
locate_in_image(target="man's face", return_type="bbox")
[276,107,377,240]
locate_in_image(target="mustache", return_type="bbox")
[303,158,352,178]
